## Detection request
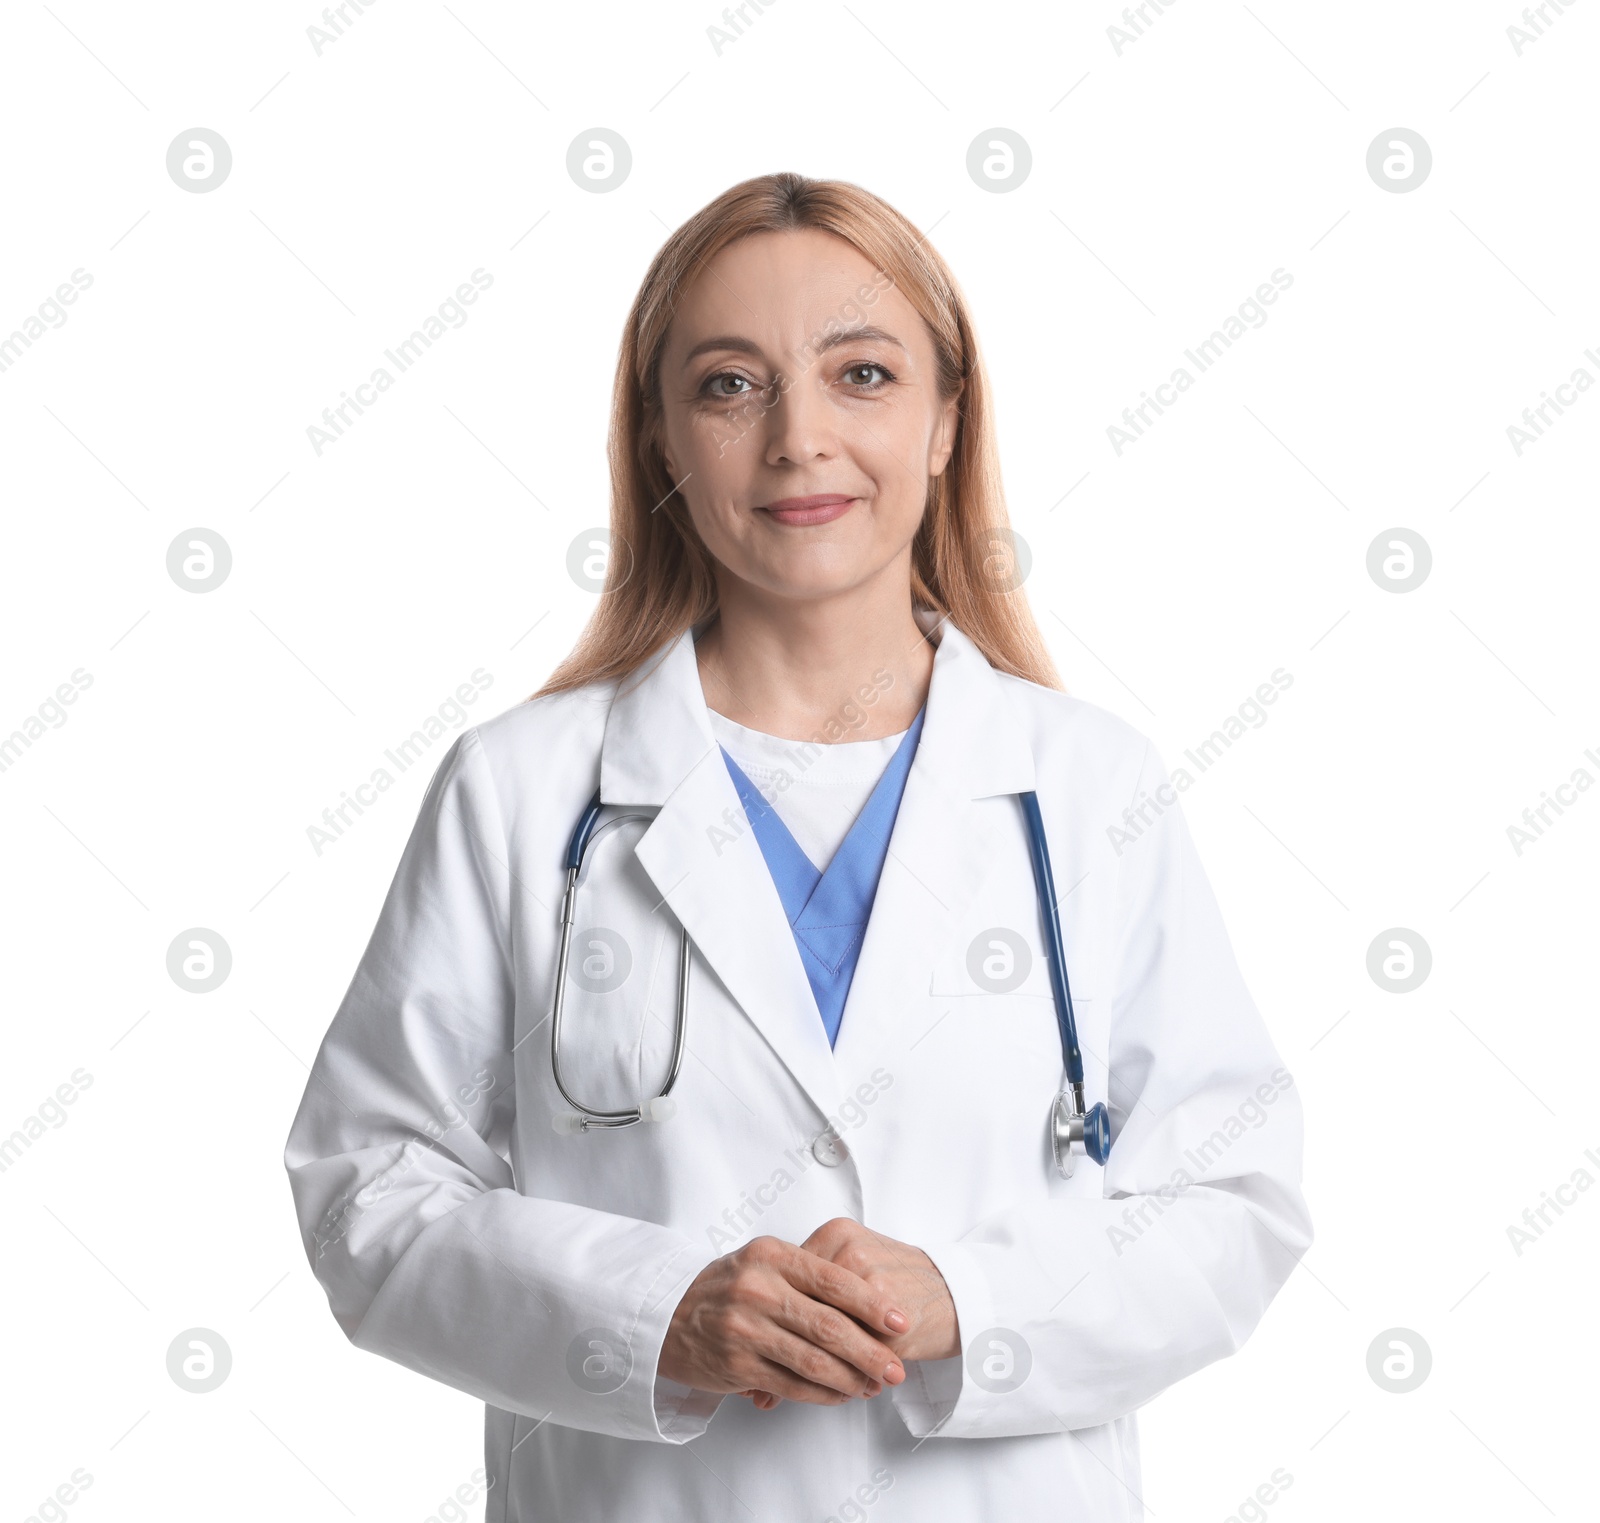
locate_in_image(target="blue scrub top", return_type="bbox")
[719,708,926,1047]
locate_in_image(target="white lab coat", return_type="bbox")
[284,614,1312,1523]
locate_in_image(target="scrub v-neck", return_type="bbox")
[719,708,926,1047]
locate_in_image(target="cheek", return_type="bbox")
[678,484,778,589]
[675,491,736,581]
[854,450,929,542]
[843,404,942,500]
[663,415,755,532]
[667,401,768,495]
[661,404,716,471]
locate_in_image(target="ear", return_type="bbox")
[928,383,963,478]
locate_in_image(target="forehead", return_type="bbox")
[663,227,928,359]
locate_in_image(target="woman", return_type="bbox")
[285,171,1311,1521]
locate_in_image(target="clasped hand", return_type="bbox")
[658,1217,959,1411]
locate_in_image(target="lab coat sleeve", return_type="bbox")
[891,742,1313,1439]
[283,729,723,1444]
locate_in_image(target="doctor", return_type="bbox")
[285,171,1312,1522]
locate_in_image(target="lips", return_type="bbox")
[760,494,856,526]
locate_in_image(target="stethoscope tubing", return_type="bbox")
[550,797,689,1128]
[552,787,1108,1168]
[1018,790,1086,1089]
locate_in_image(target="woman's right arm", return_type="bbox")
[283,727,901,1440]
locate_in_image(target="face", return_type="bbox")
[657,228,961,607]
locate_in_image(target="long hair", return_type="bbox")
[535,171,1061,696]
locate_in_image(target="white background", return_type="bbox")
[2,1,1596,1519]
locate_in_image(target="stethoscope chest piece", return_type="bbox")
[1051,1090,1111,1179]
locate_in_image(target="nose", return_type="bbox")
[763,370,837,468]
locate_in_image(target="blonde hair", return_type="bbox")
[536,171,1060,696]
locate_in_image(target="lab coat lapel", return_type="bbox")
[601,630,841,1121]
[829,620,1037,1081]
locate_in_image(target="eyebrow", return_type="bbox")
[679,324,908,369]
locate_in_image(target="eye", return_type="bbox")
[704,371,756,399]
[840,361,894,389]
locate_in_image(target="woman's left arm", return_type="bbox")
[832,742,1315,1439]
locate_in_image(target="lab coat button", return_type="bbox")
[811,1128,849,1167]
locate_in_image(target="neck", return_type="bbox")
[695,563,936,742]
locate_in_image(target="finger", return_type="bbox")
[799,1216,858,1259]
[812,1223,930,1301]
[740,1375,868,1408]
[800,1216,892,1273]
[784,1247,913,1340]
[764,1294,905,1392]
[743,1349,861,1406]
[757,1320,899,1399]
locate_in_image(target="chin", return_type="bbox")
[759,564,891,604]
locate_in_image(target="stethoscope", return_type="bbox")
[549,788,1112,1178]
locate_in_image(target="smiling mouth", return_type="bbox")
[759,494,856,526]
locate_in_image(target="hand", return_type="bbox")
[659,1236,911,1408]
[801,1218,960,1364]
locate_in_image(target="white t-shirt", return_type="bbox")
[707,710,911,872]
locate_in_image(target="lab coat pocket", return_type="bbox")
[555,820,683,1113]
[926,922,1052,1000]
[926,919,1093,1077]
